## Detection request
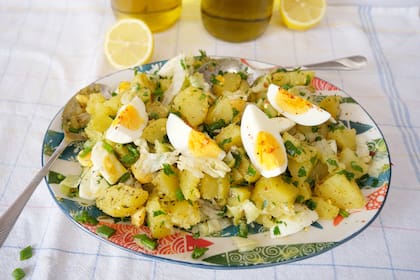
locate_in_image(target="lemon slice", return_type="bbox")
[280,0,326,31]
[104,18,154,69]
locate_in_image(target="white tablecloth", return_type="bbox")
[1,0,420,279]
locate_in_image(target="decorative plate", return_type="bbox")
[42,58,391,269]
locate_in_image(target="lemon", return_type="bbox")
[280,0,326,31]
[104,18,154,69]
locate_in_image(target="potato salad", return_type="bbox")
[72,52,371,240]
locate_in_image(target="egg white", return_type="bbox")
[90,141,127,185]
[105,96,148,144]
[166,113,225,161]
[267,84,331,126]
[270,205,319,238]
[79,168,108,200]
[240,104,288,178]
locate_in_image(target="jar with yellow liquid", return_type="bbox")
[201,0,274,42]
[111,0,182,32]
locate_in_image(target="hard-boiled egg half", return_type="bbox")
[240,104,288,178]
[91,141,128,185]
[267,84,331,126]
[79,168,109,200]
[166,113,226,160]
[105,96,148,144]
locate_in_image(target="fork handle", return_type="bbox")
[299,55,368,71]
[0,139,68,247]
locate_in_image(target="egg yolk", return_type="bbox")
[102,153,127,184]
[275,88,312,115]
[188,130,223,158]
[255,131,286,170]
[112,104,143,130]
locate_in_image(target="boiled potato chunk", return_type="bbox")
[271,70,314,87]
[283,132,317,163]
[142,118,167,144]
[171,86,209,127]
[212,72,248,97]
[215,124,242,151]
[145,196,173,238]
[315,173,366,210]
[199,174,230,205]
[230,98,247,124]
[96,183,149,217]
[167,200,201,229]
[311,196,339,219]
[251,176,299,216]
[152,167,179,201]
[227,186,251,207]
[179,169,201,201]
[339,147,370,179]
[319,95,341,120]
[295,181,312,201]
[307,160,329,184]
[205,96,234,125]
[131,207,146,227]
[328,126,357,151]
[288,157,317,182]
[236,156,261,184]
[146,101,169,119]
[85,93,114,133]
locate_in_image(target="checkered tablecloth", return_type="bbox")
[1,0,419,279]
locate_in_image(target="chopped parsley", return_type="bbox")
[149,112,160,120]
[284,140,302,156]
[238,221,248,238]
[180,58,187,70]
[204,119,226,135]
[339,209,350,218]
[118,172,130,183]
[295,195,305,204]
[351,161,364,172]
[326,158,338,167]
[19,246,33,261]
[47,171,66,184]
[237,71,248,80]
[210,74,220,85]
[281,83,293,90]
[102,141,114,153]
[73,210,98,226]
[219,137,232,148]
[305,199,317,210]
[134,234,158,250]
[197,49,207,61]
[338,170,355,181]
[191,246,209,259]
[297,166,307,177]
[328,123,345,131]
[175,188,185,201]
[153,210,166,217]
[273,225,281,236]
[153,82,164,101]
[12,268,25,280]
[247,165,257,177]
[232,108,240,119]
[163,163,175,176]
[96,225,116,239]
[78,145,92,158]
[231,150,242,169]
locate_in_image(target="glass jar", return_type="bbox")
[201,0,274,42]
[111,0,182,32]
